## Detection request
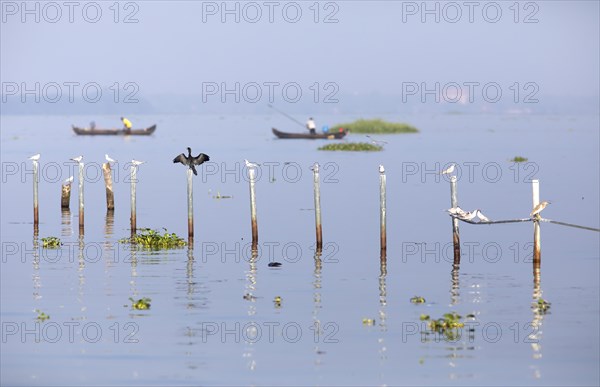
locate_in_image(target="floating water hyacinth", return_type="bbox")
[534,298,551,313]
[511,156,528,162]
[35,309,50,321]
[410,296,426,304]
[41,236,62,248]
[329,119,418,134]
[119,228,186,249]
[318,142,382,152]
[130,297,151,310]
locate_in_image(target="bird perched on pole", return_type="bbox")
[476,209,491,222]
[441,163,455,175]
[244,159,259,169]
[173,147,210,176]
[530,201,550,219]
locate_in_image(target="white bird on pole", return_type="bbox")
[105,154,117,164]
[29,153,40,161]
[441,163,455,175]
[530,201,550,218]
[457,210,478,221]
[63,176,74,185]
[447,206,468,217]
[379,164,385,174]
[131,159,145,167]
[245,159,259,169]
[70,155,83,163]
[476,209,491,222]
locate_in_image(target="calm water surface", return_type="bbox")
[1,113,599,386]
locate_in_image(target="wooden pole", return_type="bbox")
[379,165,387,253]
[187,168,194,242]
[249,167,258,244]
[130,164,137,235]
[313,163,323,250]
[450,176,460,264]
[78,161,84,233]
[532,179,541,268]
[102,163,115,211]
[61,178,72,209]
[32,159,39,227]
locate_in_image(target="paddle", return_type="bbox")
[267,104,307,130]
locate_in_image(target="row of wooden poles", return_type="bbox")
[32,159,140,236]
[30,158,596,261]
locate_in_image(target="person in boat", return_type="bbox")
[306,117,316,135]
[121,117,132,134]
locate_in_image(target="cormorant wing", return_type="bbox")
[192,153,210,165]
[173,153,187,164]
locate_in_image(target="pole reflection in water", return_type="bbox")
[61,209,72,238]
[186,246,195,309]
[529,266,544,379]
[77,234,87,317]
[129,246,139,311]
[32,230,41,302]
[313,249,324,366]
[103,212,116,317]
[243,247,259,372]
[378,251,388,368]
[104,210,114,238]
[450,264,460,305]
[103,211,115,268]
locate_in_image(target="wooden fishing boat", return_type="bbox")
[272,127,348,139]
[72,124,157,136]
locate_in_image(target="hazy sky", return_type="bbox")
[1,1,599,102]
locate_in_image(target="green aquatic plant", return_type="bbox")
[425,312,472,341]
[130,297,151,310]
[410,296,426,304]
[41,236,62,248]
[511,156,528,162]
[419,314,430,321]
[35,309,50,321]
[362,318,376,326]
[318,142,382,152]
[534,298,551,313]
[213,191,233,199]
[330,118,418,134]
[120,228,186,249]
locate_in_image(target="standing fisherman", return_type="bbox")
[306,117,316,135]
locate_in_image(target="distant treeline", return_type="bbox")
[2,92,598,115]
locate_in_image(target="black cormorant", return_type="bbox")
[173,147,210,176]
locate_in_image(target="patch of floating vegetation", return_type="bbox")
[421,312,476,341]
[119,228,186,249]
[41,236,62,248]
[410,296,426,304]
[318,142,382,152]
[35,309,50,321]
[130,297,151,310]
[534,298,551,314]
[213,192,233,199]
[511,156,528,162]
[330,118,418,134]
